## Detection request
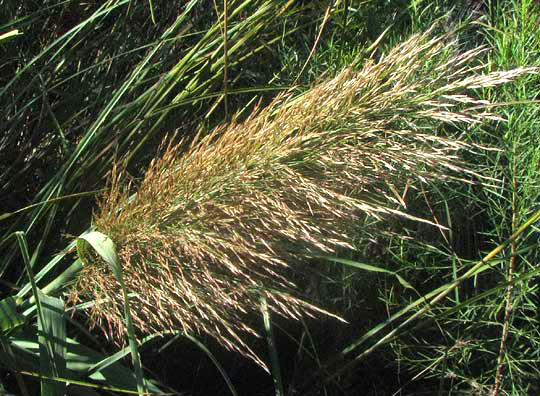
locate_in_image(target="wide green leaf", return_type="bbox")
[38,291,67,396]
[77,231,146,395]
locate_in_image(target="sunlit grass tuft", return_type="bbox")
[69,27,536,369]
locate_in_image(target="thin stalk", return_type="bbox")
[15,231,57,378]
[17,370,155,395]
[261,296,284,396]
[293,2,332,84]
[492,154,519,396]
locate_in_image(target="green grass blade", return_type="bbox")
[77,231,146,395]
[183,334,239,396]
[16,371,157,395]
[85,346,132,378]
[0,297,25,334]
[41,259,84,297]
[7,333,164,394]
[148,0,156,24]
[17,240,79,300]
[38,292,67,396]
[0,190,106,222]
[0,29,21,43]
[317,256,413,289]
[261,296,284,396]
[15,231,66,395]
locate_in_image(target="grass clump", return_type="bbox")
[383,1,540,394]
[69,27,535,370]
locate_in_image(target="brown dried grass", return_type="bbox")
[69,28,536,368]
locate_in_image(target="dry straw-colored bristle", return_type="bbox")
[69,28,536,368]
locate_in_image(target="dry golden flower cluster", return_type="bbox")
[70,29,535,368]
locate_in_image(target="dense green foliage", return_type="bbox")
[1,0,539,395]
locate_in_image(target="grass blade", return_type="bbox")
[0,297,25,334]
[317,256,413,289]
[261,296,284,396]
[183,334,239,396]
[38,292,67,396]
[0,29,21,43]
[77,231,146,395]
[15,231,65,395]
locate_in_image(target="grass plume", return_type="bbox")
[69,28,536,368]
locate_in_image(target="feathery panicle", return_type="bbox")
[69,29,536,368]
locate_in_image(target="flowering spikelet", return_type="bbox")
[69,28,536,368]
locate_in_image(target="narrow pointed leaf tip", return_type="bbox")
[77,231,119,269]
